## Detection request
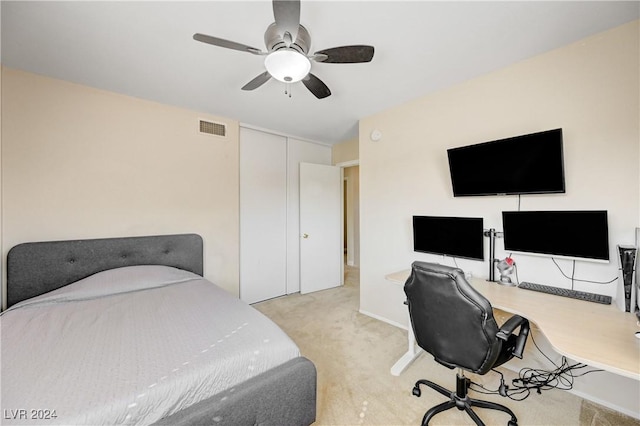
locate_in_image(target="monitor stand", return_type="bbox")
[484,228,516,286]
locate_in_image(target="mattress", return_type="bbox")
[0,265,300,425]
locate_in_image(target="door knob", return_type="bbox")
[302,233,309,239]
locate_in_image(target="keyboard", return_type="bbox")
[518,281,612,305]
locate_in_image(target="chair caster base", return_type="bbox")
[413,374,519,426]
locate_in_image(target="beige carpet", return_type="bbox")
[254,265,639,425]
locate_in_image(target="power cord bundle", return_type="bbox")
[469,333,604,401]
[551,258,617,290]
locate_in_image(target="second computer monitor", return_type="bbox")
[502,210,609,262]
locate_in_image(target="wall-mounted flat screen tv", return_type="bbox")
[447,128,565,196]
[502,210,609,262]
[413,215,484,261]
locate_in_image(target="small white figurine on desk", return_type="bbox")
[496,257,516,286]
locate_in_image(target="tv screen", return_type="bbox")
[413,216,484,261]
[502,210,609,261]
[447,129,565,196]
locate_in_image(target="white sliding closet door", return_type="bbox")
[240,128,287,304]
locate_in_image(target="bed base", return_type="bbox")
[153,356,317,426]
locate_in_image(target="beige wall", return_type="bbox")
[333,138,360,267]
[358,20,639,416]
[344,165,360,267]
[331,138,360,266]
[332,137,358,164]
[1,68,241,301]
[359,20,639,326]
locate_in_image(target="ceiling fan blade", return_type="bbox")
[241,72,272,91]
[313,45,375,63]
[272,0,300,44]
[302,73,331,99]
[193,33,264,55]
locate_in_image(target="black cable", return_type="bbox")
[470,370,531,401]
[510,333,604,398]
[513,359,589,396]
[530,331,559,368]
[551,258,617,285]
[469,332,604,402]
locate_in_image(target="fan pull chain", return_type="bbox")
[284,83,292,98]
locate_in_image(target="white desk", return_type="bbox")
[385,270,640,380]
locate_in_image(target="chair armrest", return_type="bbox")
[496,315,530,359]
[496,315,527,339]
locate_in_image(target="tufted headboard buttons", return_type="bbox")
[6,234,204,308]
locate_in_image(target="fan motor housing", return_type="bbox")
[264,23,310,54]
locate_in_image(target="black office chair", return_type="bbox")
[404,262,530,426]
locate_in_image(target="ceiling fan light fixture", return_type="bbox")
[264,49,311,83]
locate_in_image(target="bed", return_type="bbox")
[1,234,316,425]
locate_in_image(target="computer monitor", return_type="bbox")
[502,210,609,262]
[413,215,484,261]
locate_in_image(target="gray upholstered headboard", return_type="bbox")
[6,234,203,308]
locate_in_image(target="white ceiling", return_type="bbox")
[2,1,638,145]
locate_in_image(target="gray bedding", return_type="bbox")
[2,266,303,425]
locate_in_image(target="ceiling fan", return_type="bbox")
[193,0,375,99]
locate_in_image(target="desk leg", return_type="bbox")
[390,319,422,376]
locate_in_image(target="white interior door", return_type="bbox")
[300,162,343,294]
[285,139,332,294]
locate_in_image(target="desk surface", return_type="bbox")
[386,270,640,381]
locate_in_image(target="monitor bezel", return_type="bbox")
[501,210,610,263]
[412,215,485,261]
[447,128,566,197]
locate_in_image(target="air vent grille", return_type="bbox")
[199,120,226,137]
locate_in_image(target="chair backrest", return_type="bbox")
[404,261,501,374]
